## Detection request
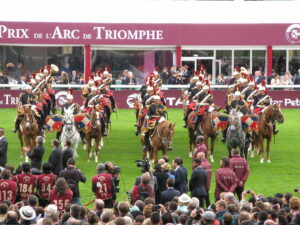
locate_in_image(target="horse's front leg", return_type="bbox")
[210,135,216,163]
[73,142,79,159]
[258,135,264,163]
[18,131,24,158]
[266,136,272,163]
[86,137,92,162]
[94,138,100,163]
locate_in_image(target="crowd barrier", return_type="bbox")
[0,84,299,109]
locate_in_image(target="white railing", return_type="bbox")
[1,84,300,90]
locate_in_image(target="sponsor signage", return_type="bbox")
[0,90,300,109]
[0,22,299,45]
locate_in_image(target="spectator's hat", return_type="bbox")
[190,197,200,208]
[163,163,171,171]
[178,193,191,203]
[203,211,216,222]
[20,206,36,221]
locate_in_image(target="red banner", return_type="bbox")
[0,22,300,45]
[0,89,299,109]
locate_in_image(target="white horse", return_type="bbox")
[60,108,81,158]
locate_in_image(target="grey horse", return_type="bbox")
[226,109,248,159]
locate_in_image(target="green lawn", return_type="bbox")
[0,108,300,205]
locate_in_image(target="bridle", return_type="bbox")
[63,114,77,139]
[91,110,101,129]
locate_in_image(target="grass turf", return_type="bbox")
[0,108,299,205]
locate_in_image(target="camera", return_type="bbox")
[135,159,150,172]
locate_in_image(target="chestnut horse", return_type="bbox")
[18,106,40,158]
[251,104,284,163]
[187,111,218,162]
[85,109,102,162]
[142,119,176,163]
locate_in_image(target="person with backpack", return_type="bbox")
[131,172,154,204]
[59,158,86,205]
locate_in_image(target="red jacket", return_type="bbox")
[229,155,249,186]
[201,159,212,191]
[193,143,208,159]
[215,166,238,200]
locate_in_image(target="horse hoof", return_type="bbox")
[260,159,264,163]
[210,155,214,163]
[267,160,271,163]
[189,152,192,158]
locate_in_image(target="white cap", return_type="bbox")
[153,95,160,100]
[259,86,266,91]
[196,81,202,86]
[178,193,191,203]
[25,85,32,90]
[67,94,73,100]
[91,86,97,91]
[147,86,153,91]
[248,82,255,86]
[202,85,209,90]
[234,91,241,96]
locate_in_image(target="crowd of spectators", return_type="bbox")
[1,127,300,225]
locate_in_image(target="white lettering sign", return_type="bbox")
[0,25,29,39]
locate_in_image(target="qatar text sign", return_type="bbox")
[0,22,299,45]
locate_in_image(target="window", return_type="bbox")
[234,50,250,70]
[252,50,266,74]
[182,50,213,57]
[288,50,300,76]
[272,50,286,75]
[216,50,232,76]
[0,46,84,80]
[91,49,174,83]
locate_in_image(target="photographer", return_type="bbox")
[131,172,154,204]
[92,163,116,208]
[134,160,158,199]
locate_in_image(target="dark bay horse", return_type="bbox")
[85,109,102,162]
[18,106,40,158]
[251,104,284,163]
[142,119,175,163]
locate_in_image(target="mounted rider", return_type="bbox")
[229,90,248,116]
[102,69,117,112]
[194,83,214,135]
[243,77,257,110]
[252,81,278,135]
[183,80,203,128]
[141,95,167,151]
[13,85,40,133]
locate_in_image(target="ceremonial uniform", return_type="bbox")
[230,99,248,115]
[253,94,271,115]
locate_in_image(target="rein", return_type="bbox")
[156,124,171,147]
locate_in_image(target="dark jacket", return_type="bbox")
[153,170,169,204]
[161,188,181,204]
[174,166,188,194]
[124,76,137,85]
[62,147,74,169]
[189,166,207,197]
[0,136,8,167]
[27,144,45,170]
[59,166,86,198]
[48,147,63,176]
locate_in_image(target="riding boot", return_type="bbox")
[143,132,150,152]
[13,118,22,133]
[80,131,86,144]
[194,115,202,136]
[101,118,107,137]
[273,123,279,135]
[221,130,227,143]
[109,96,117,112]
[104,106,111,123]
[183,115,188,128]
[56,131,62,140]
